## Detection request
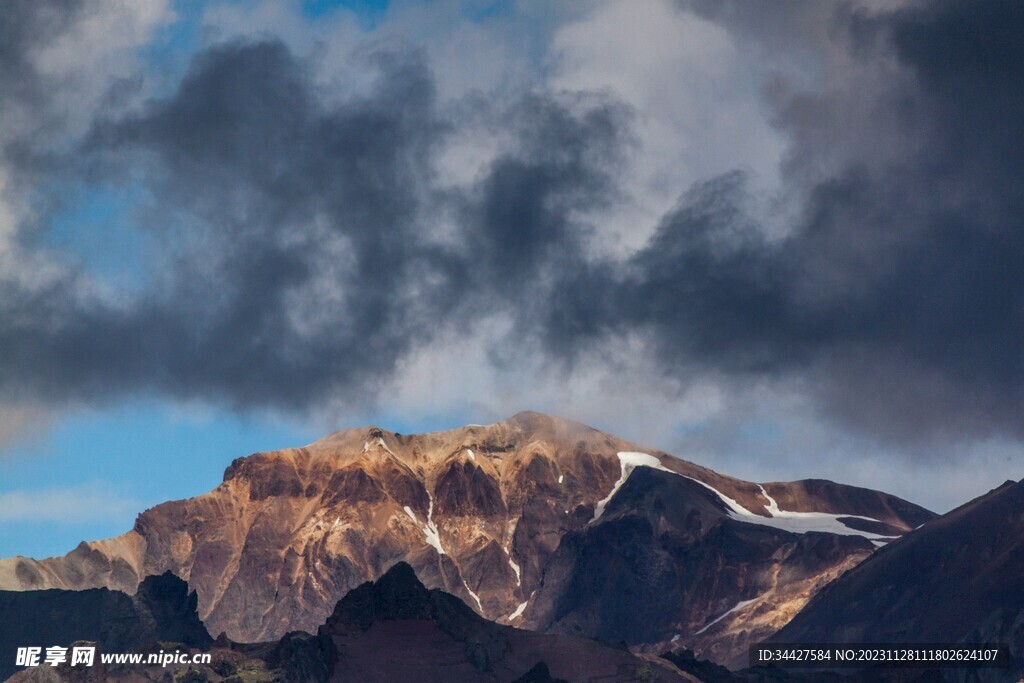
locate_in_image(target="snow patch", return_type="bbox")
[503,520,522,586]
[362,441,369,453]
[558,474,564,484]
[695,598,757,635]
[507,553,521,586]
[749,486,898,540]
[403,506,417,523]
[590,453,897,543]
[591,452,668,522]
[462,580,483,611]
[466,449,476,462]
[421,493,445,555]
[509,600,529,621]
[376,437,395,456]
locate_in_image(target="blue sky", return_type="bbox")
[1,0,565,559]
[2,0,1023,559]
[0,0,398,558]
[0,405,312,557]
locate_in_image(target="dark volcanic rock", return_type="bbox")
[0,572,210,680]
[132,571,213,649]
[527,467,876,666]
[260,631,334,683]
[510,661,569,683]
[772,479,1024,683]
[321,561,686,682]
[328,561,455,629]
[662,649,746,682]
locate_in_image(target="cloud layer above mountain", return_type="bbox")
[1,0,1021,508]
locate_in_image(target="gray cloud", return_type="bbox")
[1,0,1022,453]
[543,0,1024,443]
[1,27,627,414]
[0,0,84,112]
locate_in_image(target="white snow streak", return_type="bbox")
[509,600,529,621]
[749,485,898,540]
[422,493,445,555]
[695,598,757,635]
[466,449,476,462]
[504,519,522,586]
[462,580,483,611]
[558,474,564,484]
[507,554,521,585]
[591,452,665,522]
[405,501,445,554]
[592,451,756,524]
[591,452,899,543]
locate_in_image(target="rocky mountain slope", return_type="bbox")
[524,466,883,668]
[5,562,689,683]
[0,572,211,680]
[320,560,687,682]
[771,478,1024,682]
[0,412,933,664]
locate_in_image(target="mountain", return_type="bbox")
[0,571,211,680]
[318,560,688,681]
[771,478,1024,681]
[0,412,933,665]
[4,562,688,682]
[522,466,893,668]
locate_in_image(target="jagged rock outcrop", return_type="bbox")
[0,571,210,680]
[6,563,686,682]
[319,561,686,682]
[0,412,933,665]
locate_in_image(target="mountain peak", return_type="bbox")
[326,561,436,633]
[496,410,605,442]
[1,411,937,666]
[502,410,585,427]
[317,563,687,682]
[372,561,425,600]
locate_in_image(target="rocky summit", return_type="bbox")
[0,411,933,666]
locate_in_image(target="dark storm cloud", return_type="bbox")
[2,0,1022,444]
[0,26,625,411]
[557,0,1024,441]
[0,0,84,108]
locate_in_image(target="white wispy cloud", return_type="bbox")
[0,482,143,523]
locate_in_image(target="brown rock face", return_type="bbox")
[522,467,876,668]
[0,411,933,664]
[772,478,1024,682]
